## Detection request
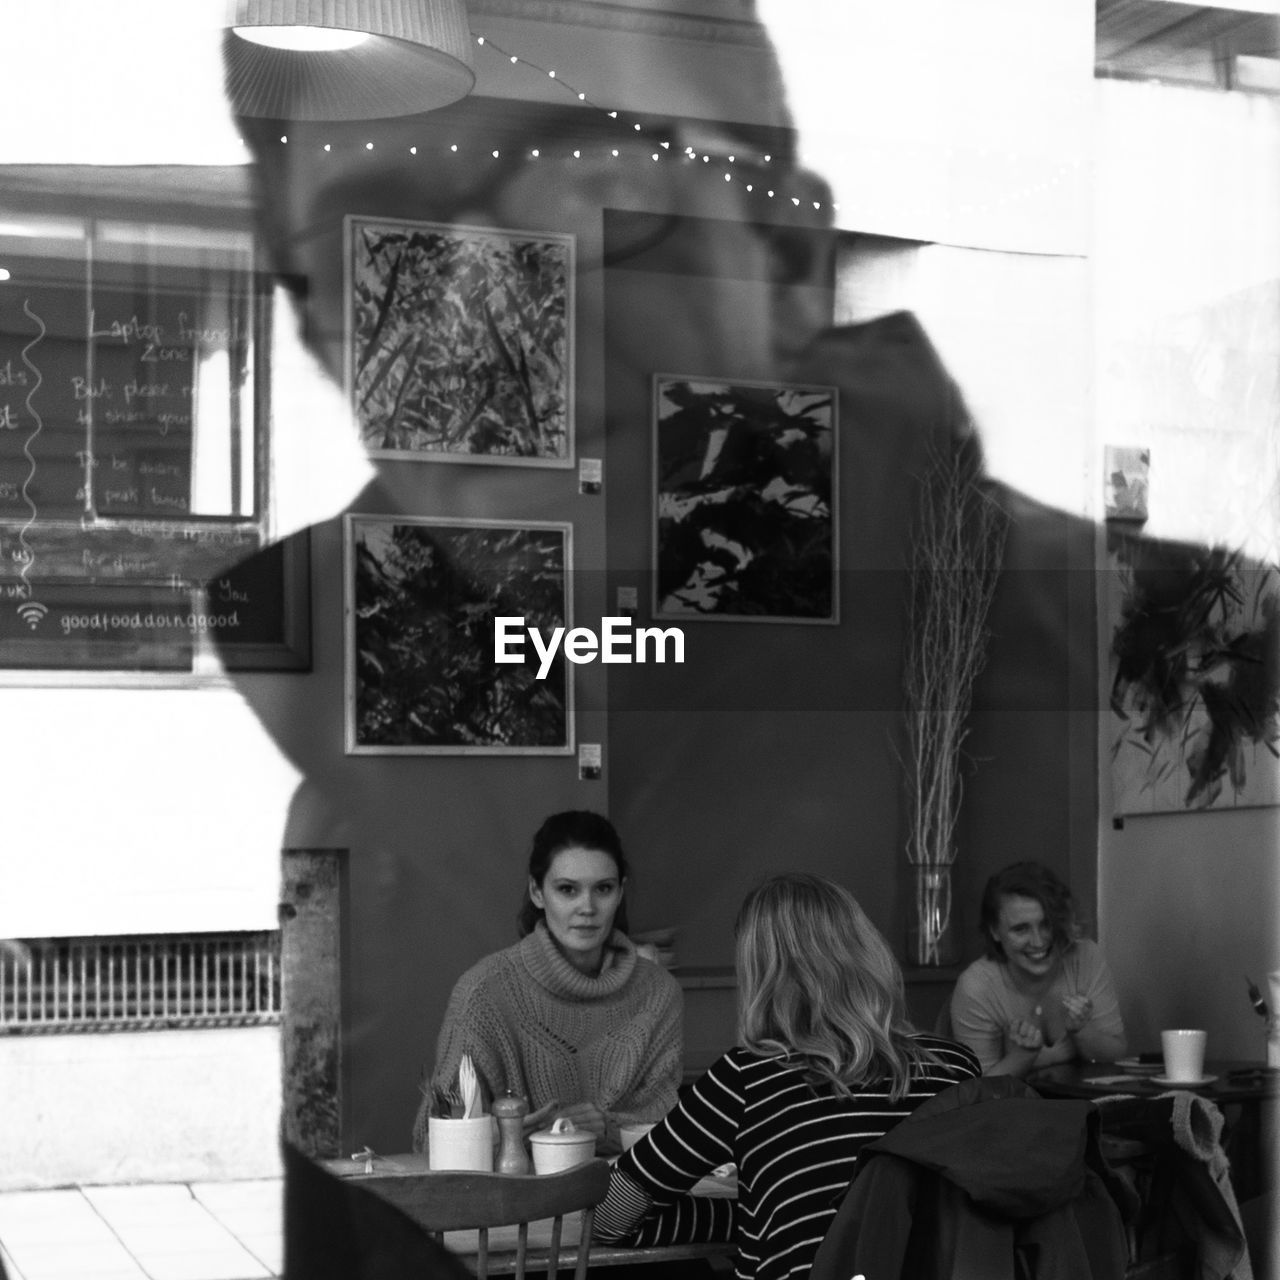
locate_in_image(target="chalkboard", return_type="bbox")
[0,212,309,673]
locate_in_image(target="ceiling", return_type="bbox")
[470,1,1280,89]
[1097,0,1280,85]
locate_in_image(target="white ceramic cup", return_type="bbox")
[1161,1028,1208,1082]
[428,1115,495,1172]
[619,1123,655,1151]
[530,1117,596,1174]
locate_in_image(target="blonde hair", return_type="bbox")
[735,873,931,1102]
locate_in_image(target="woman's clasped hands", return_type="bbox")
[1006,1016,1045,1052]
[1061,993,1093,1033]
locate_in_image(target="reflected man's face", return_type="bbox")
[250,108,830,394]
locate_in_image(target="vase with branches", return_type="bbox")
[901,439,1007,965]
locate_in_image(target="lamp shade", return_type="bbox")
[225,0,475,120]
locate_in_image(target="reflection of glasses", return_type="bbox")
[268,112,830,281]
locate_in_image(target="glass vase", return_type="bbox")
[907,865,960,967]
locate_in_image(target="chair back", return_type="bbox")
[364,1160,612,1280]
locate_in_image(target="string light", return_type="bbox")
[283,31,1083,225]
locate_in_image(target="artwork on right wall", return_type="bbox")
[1107,529,1280,814]
[651,375,838,623]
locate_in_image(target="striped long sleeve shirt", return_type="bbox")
[593,1033,981,1280]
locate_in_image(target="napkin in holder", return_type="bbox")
[428,1054,493,1171]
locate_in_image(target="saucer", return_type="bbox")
[1152,1073,1218,1088]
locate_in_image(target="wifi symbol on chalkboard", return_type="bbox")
[17,601,48,630]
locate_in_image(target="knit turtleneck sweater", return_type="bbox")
[415,923,683,1155]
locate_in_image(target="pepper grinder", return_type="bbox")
[492,1091,531,1175]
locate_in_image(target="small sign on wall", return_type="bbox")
[1104,445,1150,522]
[578,742,602,781]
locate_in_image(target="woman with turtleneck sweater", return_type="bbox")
[413,811,683,1156]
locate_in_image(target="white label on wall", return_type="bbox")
[578,742,602,780]
[578,458,602,495]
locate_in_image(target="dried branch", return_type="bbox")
[902,441,1007,870]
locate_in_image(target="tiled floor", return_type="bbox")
[0,1179,282,1280]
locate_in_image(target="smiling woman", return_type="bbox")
[413,810,684,1156]
[949,861,1128,1077]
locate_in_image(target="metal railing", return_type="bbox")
[0,931,281,1033]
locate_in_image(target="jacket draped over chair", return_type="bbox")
[809,1075,1136,1280]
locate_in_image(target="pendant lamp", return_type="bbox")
[225,0,475,120]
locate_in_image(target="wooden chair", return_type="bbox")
[361,1160,613,1280]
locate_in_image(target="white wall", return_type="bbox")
[0,1027,282,1190]
[1094,79,1280,1060]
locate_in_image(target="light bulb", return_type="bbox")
[233,26,370,52]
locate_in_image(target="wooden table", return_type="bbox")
[324,1152,736,1273]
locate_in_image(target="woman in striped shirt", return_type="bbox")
[592,873,980,1279]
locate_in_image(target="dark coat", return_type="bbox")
[808,1075,1135,1280]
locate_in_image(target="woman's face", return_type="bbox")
[529,846,624,974]
[990,894,1057,984]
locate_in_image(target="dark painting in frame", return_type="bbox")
[344,514,573,755]
[652,374,839,623]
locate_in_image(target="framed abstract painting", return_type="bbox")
[345,217,574,466]
[344,514,573,755]
[652,375,838,623]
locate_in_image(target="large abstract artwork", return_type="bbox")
[346,217,574,466]
[652,376,838,622]
[1108,531,1280,813]
[345,515,573,755]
